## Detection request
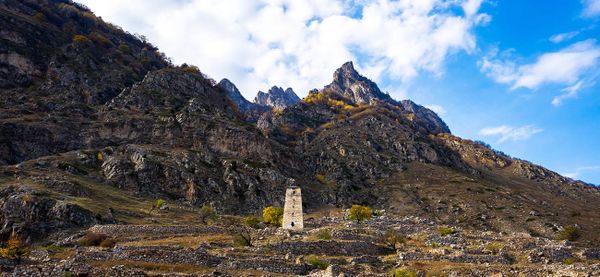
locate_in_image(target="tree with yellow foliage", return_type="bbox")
[348,204,372,224]
[262,206,284,227]
[0,230,28,264]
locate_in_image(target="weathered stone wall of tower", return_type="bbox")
[282,187,303,230]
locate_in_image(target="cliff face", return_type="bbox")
[1,0,599,244]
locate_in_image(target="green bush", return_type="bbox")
[557,225,581,241]
[232,233,252,247]
[563,257,575,265]
[438,227,455,237]
[389,267,417,277]
[262,206,284,226]
[199,204,217,225]
[312,229,332,241]
[244,216,261,229]
[118,43,131,54]
[155,199,166,209]
[306,255,329,270]
[485,242,503,254]
[348,204,372,223]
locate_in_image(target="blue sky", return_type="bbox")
[77,0,600,184]
[402,1,600,185]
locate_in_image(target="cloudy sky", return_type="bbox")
[77,0,600,185]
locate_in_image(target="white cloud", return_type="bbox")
[562,165,600,179]
[552,80,584,106]
[582,0,600,17]
[425,104,447,115]
[480,40,600,90]
[549,31,580,44]
[480,40,600,105]
[76,0,488,100]
[478,125,542,143]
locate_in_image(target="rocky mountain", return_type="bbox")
[326,61,393,105]
[218,78,269,121]
[254,86,300,109]
[1,0,600,258]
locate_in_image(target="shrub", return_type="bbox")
[348,204,372,223]
[485,242,503,254]
[306,255,329,270]
[563,257,575,265]
[244,216,261,229]
[232,233,252,247]
[148,199,166,215]
[389,267,417,277]
[315,174,337,189]
[99,238,116,248]
[80,11,98,28]
[72,35,90,44]
[382,230,406,250]
[199,204,217,225]
[0,231,28,263]
[557,225,581,241]
[181,64,200,74]
[155,199,166,209]
[118,43,131,54]
[89,32,112,47]
[312,229,332,241]
[22,193,34,205]
[80,232,114,247]
[263,206,284,227]
[33,12,47,23]
[438,227,455,237]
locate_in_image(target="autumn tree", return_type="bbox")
[348,204,372,223]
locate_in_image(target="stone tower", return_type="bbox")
[282,186,303,230]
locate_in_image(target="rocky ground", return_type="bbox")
[3,209,600,277]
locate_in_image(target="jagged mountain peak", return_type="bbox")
[217,78,268,121]
[326,61,392,105]
[218,78,248,106]
[254,85,300,109]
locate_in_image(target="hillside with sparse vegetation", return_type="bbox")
[0,1,599,276]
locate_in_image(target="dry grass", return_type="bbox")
[90,260,291,276]
[121,234,231,247]
[49,248,75,260]
[90,260,213,275]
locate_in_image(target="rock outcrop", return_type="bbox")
[325,61,392,105]
[254,86,300,109]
